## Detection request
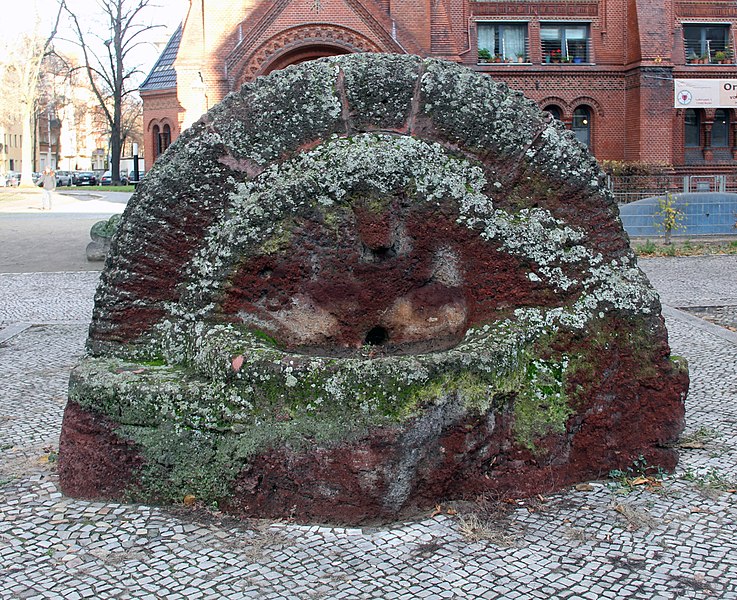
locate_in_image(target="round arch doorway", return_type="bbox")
[263,44,353,75]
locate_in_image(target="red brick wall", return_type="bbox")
[139,90,181,166]
[141,0,737,170]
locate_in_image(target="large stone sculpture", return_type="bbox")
[59,54,688,523]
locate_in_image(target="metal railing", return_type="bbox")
[608,174,736,204]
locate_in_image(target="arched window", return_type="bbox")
[572,106,591,147]
[685,109,700,147]
[153,125,161,158]
[161,124,171,153]
[543,105,562,120]
[712,109,729,147]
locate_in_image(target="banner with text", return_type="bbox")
[675,79,737,108]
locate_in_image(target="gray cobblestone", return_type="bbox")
[1,261,737,599]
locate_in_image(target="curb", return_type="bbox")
[662,304,737,346]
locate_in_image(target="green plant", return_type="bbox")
[654,192,685,244]
[677,426,719,449]
[635,239,657,255]
[714,50,727,61]
[608,454,666,493]
[478,48,492,61]
[682,467,735,498]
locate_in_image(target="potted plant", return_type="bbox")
[516,52,525,63]
[714,50,727,63]
[550,49,562,63]
[478,48,492,63]
[687,51,698,64]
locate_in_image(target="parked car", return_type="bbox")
[56,170,73,186]
[73,171,97,186]
[100,171,129,185]
[129,170,146,184]
[4,171,21,186]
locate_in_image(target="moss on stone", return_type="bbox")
[511,357,571,452]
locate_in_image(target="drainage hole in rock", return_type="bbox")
[365,326,389,346]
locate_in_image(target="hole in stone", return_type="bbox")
[365,326,389,346]
[362,243,397,262]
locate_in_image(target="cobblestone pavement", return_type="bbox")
[1,259,736,599]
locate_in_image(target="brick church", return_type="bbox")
[140,0,737,174]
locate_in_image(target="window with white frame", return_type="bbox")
[683,24,730,63]
[477,22,528,62]
[541,23,589,63]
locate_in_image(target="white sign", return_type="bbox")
[675,79,737,108]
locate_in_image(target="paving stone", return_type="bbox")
[1,262,737,599]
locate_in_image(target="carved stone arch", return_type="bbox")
[571,96,604,118]
[146,116,176,134]
[232,24,389,87]
[145,118,159,134]
[539,97,569,121]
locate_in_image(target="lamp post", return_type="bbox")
[132,143,139,184]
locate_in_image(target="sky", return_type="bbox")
[0,0,187,80]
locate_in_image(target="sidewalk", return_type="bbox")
[0,256,736,598]
[0,188,128,273]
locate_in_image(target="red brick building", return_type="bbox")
[140,0,737,174]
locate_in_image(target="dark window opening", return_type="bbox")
[572,106,591,147]
[683,24,730,63]
[712,109,729,147]
[161,124,171,153]
[543,105,562,120]
[153,125,161,158]
[685,109,701,147]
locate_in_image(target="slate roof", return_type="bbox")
[140,24,182,92]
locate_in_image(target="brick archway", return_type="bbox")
[232,24,388,87]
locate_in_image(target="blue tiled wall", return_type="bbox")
[618,193,737,237]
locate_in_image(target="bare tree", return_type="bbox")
[0,6,64,186]
[64,0,160,184]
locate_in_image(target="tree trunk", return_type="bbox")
[20,104,36,188]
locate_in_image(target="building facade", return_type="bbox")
[140,0,737,175]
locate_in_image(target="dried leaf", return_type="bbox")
[446,507,457,515]
[630,476,649,486]
[679,441,705,449]
[183,494,196,507]
[131,369,145,375]
[232,355,244,372]
[575,483,594,492]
